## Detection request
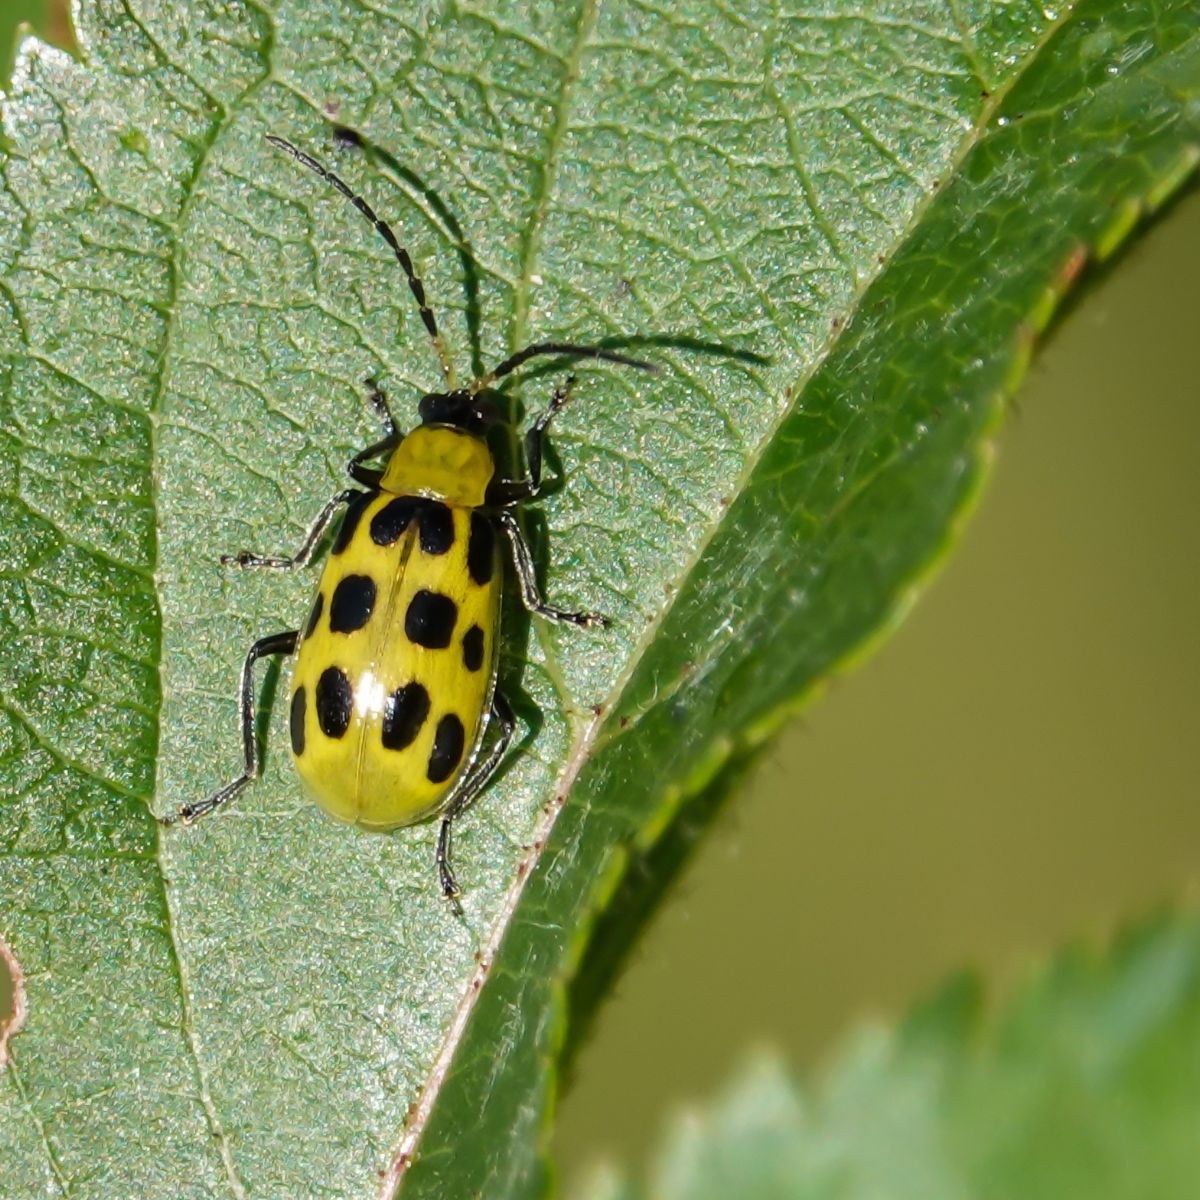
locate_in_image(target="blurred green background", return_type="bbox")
[0,2,1196,1189]
[1,0,62,61]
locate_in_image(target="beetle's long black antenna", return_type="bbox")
[266,134,455,386]
[470,341,656,393]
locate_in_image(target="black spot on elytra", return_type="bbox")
[329,574,377,634]
[427,713,465,783]
[467,513,495,586]
[304,592,324,640]
[382,682,430,751]
[418,502,455,555]
[462,624,485,672]
[370,496,418,546]
[315,667,353,738]
[290,687,306,755]
[333,490,374,554]
[405,589,457,649]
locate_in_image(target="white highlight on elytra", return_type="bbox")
[355,671,387,720]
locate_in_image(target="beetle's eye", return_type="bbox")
[418,393,441,423]
[471,396,499,428]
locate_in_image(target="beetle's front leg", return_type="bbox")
[363,376,398,437]
[347,378,404,487]
[486,375,575,505]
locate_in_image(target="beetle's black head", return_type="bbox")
[418,389,500,437]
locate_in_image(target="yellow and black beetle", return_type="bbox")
[166,136,652,905]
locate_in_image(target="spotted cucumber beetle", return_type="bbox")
[165,135,652,905]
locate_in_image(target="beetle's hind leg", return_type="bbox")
[162,630,299,826]
[436,692,516,910]
[495,508,609,628]
[222,489,359,570]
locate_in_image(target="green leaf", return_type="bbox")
[0,3,1195,1200]
[405,1,1200,1196]
[570,913,1200,1200]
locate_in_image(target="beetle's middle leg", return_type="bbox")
[494,508,608,628]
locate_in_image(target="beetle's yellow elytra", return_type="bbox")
[288,493,500,830]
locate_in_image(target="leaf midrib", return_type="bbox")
[509,0,601,719]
